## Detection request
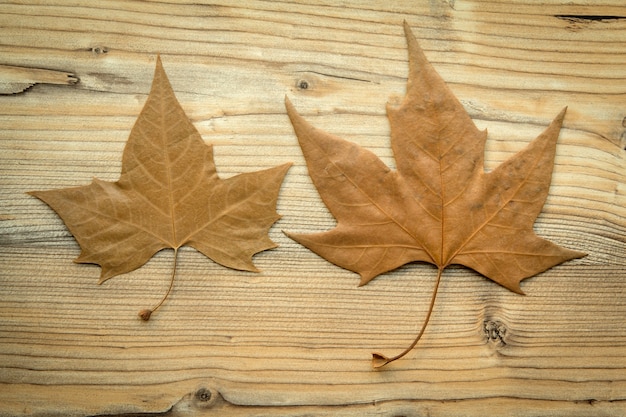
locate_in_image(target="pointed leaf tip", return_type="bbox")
[402,20,423,56]
[402,20,412,37]
[358,274,376,287]
[554,106,567,123]
[154,54,164,72]
[285,96,299,122]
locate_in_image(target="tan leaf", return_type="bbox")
[285,22,585,367]
[30,57,291,319]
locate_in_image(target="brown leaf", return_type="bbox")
[29,57,291,319]
[285,22,586,367]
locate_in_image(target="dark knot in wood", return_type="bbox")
[195,387,212,402]
[483,320,507,345]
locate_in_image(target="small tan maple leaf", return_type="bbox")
[29,57,291,320]
[285,22,586,367]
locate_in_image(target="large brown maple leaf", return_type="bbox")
[30,57,291,320]
[285,22,586,367]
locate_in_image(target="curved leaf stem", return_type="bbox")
[372,266,443,368]
[139,248,179,321]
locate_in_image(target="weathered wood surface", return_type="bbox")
[1,1,625,416]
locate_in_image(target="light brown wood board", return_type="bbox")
[0,1,624,416]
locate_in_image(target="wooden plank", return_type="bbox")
[0,64,78,94]
[0,1,624,415]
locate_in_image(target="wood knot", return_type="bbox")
[91,46,109,55]
[296,79,310,90]
[192,386,219,409]
[195,387,211,402]
[483,320,507,345]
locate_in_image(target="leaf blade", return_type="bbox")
[286,23,585,290]
[29,57,291,314]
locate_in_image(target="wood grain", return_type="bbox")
[0,64,78,94]
[1,1,624,416]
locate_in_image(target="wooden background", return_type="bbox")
[1,1,625,416]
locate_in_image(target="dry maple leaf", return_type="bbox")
[29,57,291,320]
[285,22,586,368]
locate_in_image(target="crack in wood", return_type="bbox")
[0,64,78,94]
[554,14,626,22]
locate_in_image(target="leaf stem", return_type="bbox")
[139,248,179,321]
[372,266,443,368]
